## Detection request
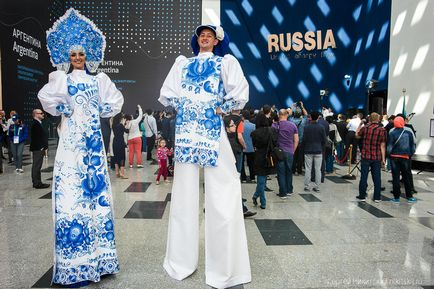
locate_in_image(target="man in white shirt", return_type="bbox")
[142,109,157,161]
[346,113,362,164]
[159,25,251,288]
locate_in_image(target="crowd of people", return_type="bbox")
[97,99,417,210]
[0,101,419,205]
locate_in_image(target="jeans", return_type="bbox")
[253,175,267,208]
[10,142,24,169]
[358,159,382,200]
[336,142,344,161]
[277,152,294,196]
[391,157,413,199]
[234,151,243,173]
[304,154,322,189]
[141,136,147,152]
[325,153,334,173]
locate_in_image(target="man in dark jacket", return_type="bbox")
[387,116,416,203]
[303,111,326,192]
[224,109,246,173]
[30,109,50,188]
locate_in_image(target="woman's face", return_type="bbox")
[70,51,86,70]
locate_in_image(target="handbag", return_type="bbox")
[273,146,285,161]
[273,123,286,161]
[265,128,278,168]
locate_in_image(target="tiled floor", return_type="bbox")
[1,141,434,289]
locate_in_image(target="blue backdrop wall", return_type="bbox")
[221,0,391,113]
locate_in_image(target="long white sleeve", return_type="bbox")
[130,106,143,126]
[159,55,187,107]
[127,107,143,140]
[38,70,71,116]
[96,72,124,118]
[220,54,249,113]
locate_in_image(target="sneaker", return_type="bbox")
[155,181,160,185]
[304,187,310,192]
[374,199,381,203]
[243,211,257,218]
[17,168,24,173]
[264,186,273,192]
[407,197,417,203]
[137,164,143,168]
[164,179,171,183]
[252,197,258,206]
[312,188,320,192]
[390,198,400,203]
[356,196,366,202]
[279,195,288,200]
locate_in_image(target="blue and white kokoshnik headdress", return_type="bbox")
[46,8,106,73]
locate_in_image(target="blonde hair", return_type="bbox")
[369,112,380,123]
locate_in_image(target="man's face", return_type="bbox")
[226,119,236,133]
[197,28,218,53]
[34,110,44,121]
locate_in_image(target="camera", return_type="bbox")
[320,89,330,96]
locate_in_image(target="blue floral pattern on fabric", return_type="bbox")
[56,103,73,117]
[172,55,227,167]
[56,217,95,258]
[51,74,119,285]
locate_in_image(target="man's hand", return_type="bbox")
[216,107,222,115]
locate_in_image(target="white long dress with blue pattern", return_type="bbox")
[38,69,123,285]
[159,52,248,167]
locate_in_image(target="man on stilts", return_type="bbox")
[159,24,251,288]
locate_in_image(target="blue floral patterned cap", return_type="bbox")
[191,25,230,57]
[46,8,106,73]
